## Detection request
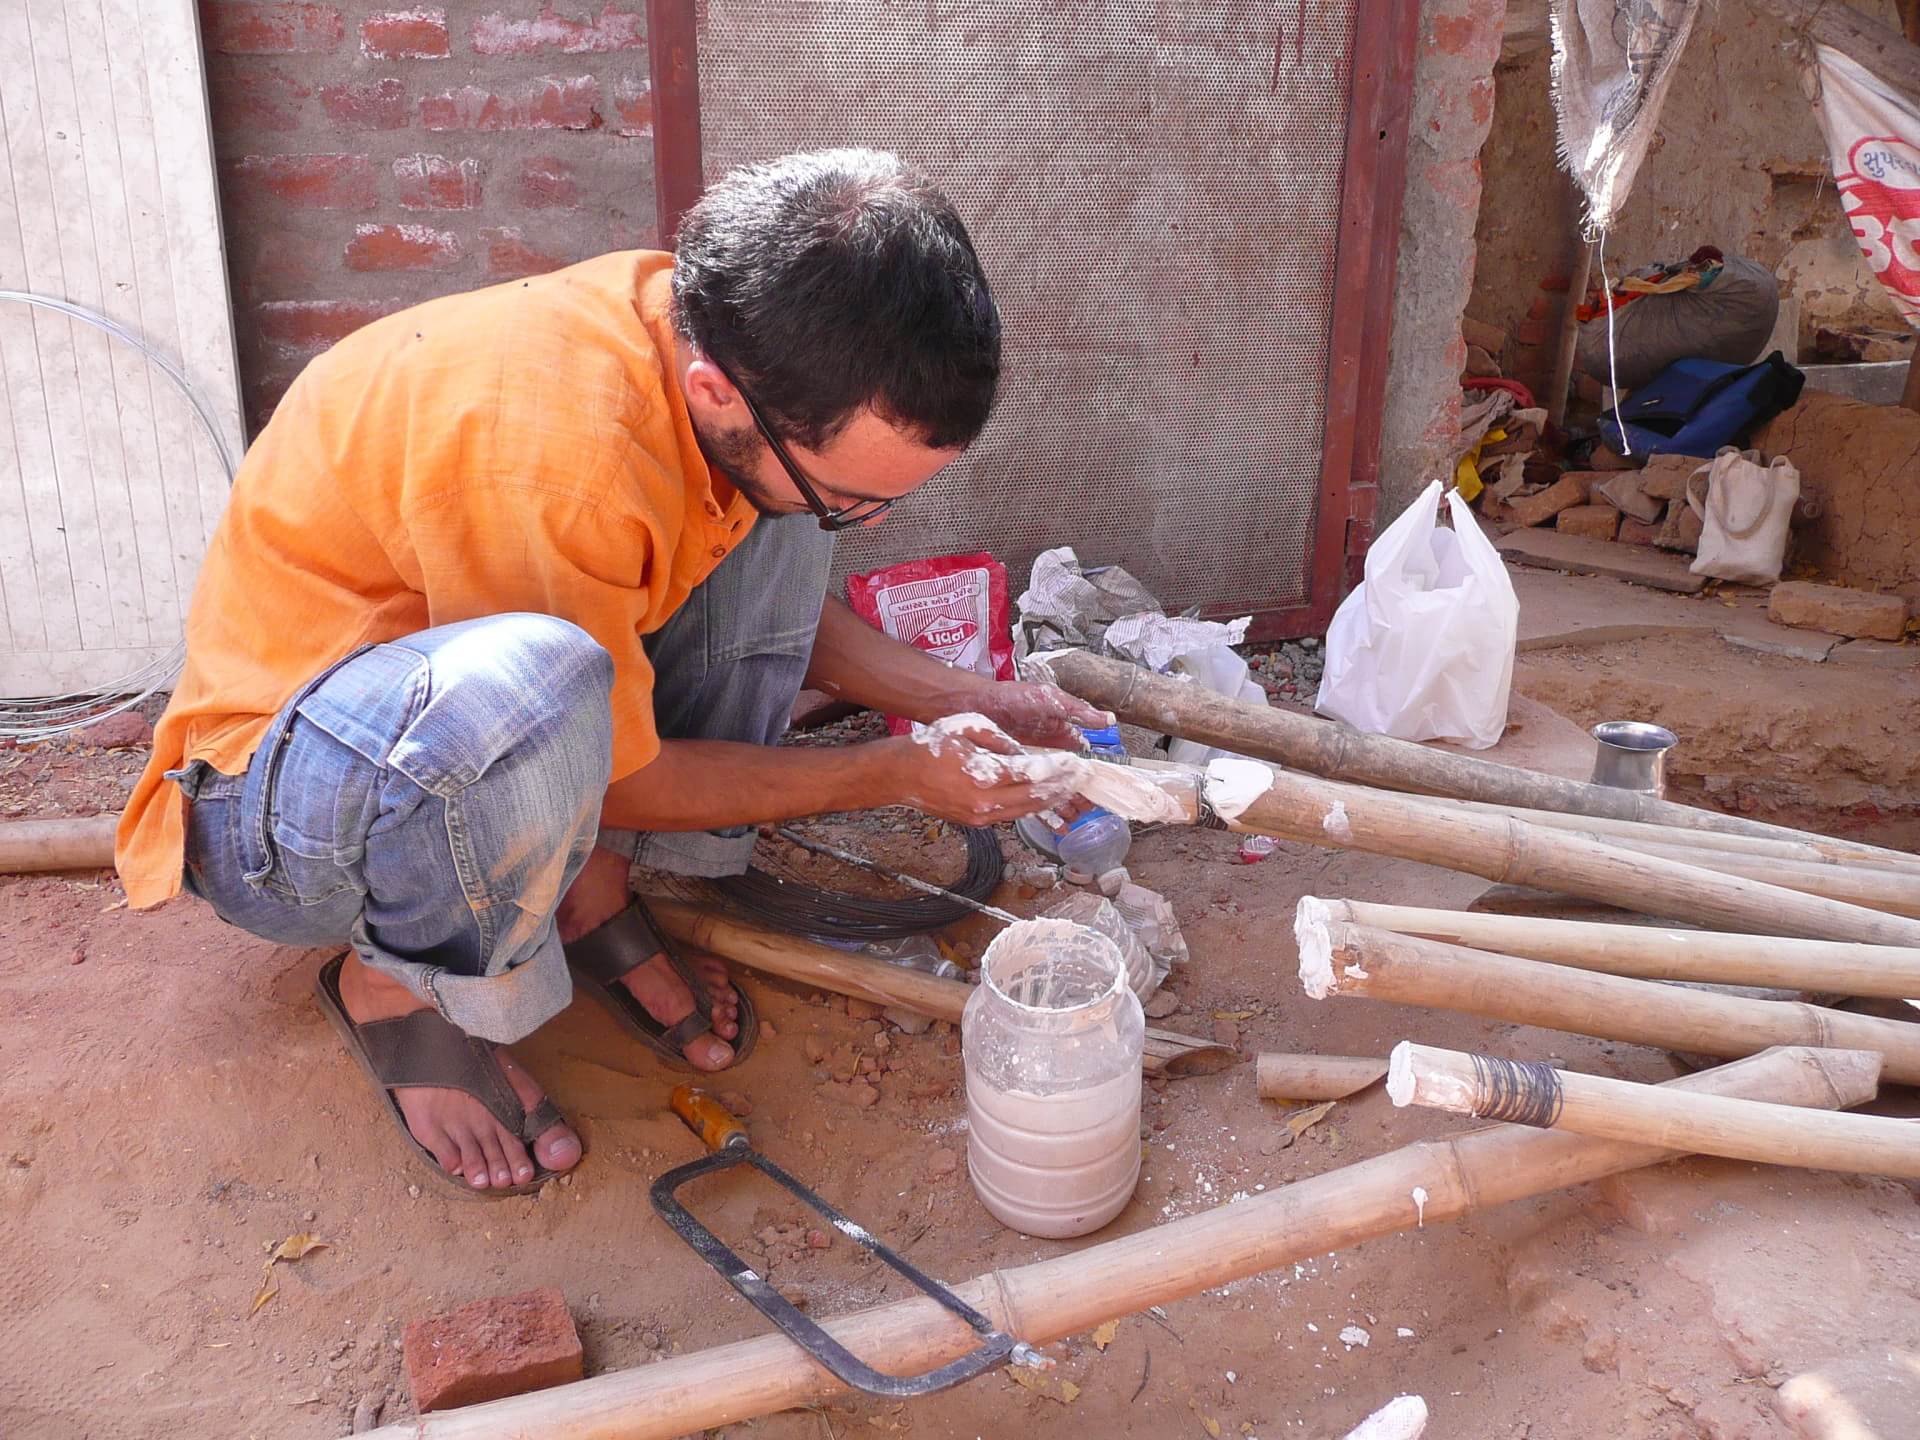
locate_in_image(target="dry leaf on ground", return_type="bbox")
[1092,1319,1120,1351]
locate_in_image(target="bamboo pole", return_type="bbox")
[0,816,118,874]
[1276,767,1920,914]
[1040,648,1909,861]
[1429,792,1920,875]
[649,901,1236,1078]
[1389,1040,1919,1178]
[1318,898,1920,1000]
[1545,238,1594,429]
[358,1046,1873,1440]
[1298,917,1920,1084]
[1256,1053,1389,1102]
[1218,762,1920,948]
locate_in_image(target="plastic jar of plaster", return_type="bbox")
[962,918,1144,1238]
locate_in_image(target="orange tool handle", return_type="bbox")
[670,1084,749,1152]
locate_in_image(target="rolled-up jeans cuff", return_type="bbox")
[352,918,575,1045]
[604,826,758,878]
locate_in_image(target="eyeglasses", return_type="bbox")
[717,363,896,532]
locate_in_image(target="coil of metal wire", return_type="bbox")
[705,823,1004,941]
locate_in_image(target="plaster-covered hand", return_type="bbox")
[955,681,1115,750]
[877,719,1059,827]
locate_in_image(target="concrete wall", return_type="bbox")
[1375,0,1509,528]
[201,1,659,432]
[1469,1,1908,357]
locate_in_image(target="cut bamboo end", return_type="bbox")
[1390,1040,1910,1179]
[0,815,118,874]
[1256,1053,1388,1102]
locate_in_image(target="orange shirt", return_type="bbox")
[116,252,757,907]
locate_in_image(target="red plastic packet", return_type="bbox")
[845,552,1015,734]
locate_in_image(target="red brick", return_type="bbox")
[1540,271,1572,294]
[471,4,645,56]
[419,76,602,131]
[1556,504,1620,541]
[319,78,410,130]
[346,222,463,272]
[1507,473,1592,529]
[612,75,651,136]
[255,298,395,355]
[482,227,570,280]
[517,156,579,209]
[1618,518,1661,547]
[361,8,450,58]
[403,1287,582,1413]
[1767,581,1908,642]
[209,64,312,132]
[202,1,344,54]
[226,153,376,209]
[394,153,483,210]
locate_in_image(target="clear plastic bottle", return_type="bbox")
[962,918,1145,1238]
[1014,725,1133,877]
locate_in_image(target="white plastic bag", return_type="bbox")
[1686,447,1799,585]
[1316,479,1517,749]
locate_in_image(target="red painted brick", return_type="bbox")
[1514,316,1553,347]
[612,75,651,136]
[226,153,376,209]
[209,64,312,132]
[255,298,396,355]
[202,1,344,54]
[394,153,484,210]
[471,4,644,56]
[419,76,602,131]
[482,227,569,280]
[346,222,464,271]
[361,8,451,59]
[319,78,410,130]
[404,1287,582,1413]
[517,156,579,209]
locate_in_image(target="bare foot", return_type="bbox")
[558,845,742,1071]
[335,951,582,1190]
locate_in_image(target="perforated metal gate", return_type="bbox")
[659,1,1413,634]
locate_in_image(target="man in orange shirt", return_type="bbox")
[117,150,1110,1196]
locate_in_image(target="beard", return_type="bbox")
[690,417,795,518]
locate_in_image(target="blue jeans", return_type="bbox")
[179,515,835,1043]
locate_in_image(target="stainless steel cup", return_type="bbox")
[1589,720,1678,797]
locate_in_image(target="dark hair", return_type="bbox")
[671,149,1001,451]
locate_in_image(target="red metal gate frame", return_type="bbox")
[645,0,1420,640]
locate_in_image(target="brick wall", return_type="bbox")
[202,1,659,432]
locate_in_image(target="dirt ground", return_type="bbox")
[5,572,1920,1440]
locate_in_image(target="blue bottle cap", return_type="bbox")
[1081,725,1122,748]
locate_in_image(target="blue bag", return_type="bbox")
[1599,351,1805,460]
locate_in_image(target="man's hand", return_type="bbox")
[961,681,1115,750]
[877,722,1061,827]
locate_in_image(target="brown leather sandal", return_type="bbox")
[563,898,758,1071]
[314,954,573,1199]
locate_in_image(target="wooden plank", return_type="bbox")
[0,0,87,657]
[138,0,244,550]
[102,0,210,621]
[0,643,176,694]
[57,0,156,649]
[17,0,116,650]
[1495,528,1709,594]
[0,0,241,697]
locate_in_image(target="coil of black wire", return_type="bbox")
[707,823,1005,941]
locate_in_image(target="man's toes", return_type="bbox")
[450,1128,488,1187]
[686,1033,736,1072]
[477,1128,514,1190]
[534,1123,583,1174]
[419,1126,464,1176]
